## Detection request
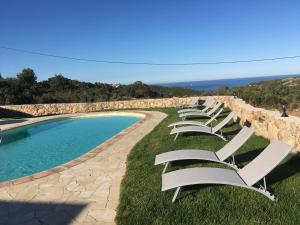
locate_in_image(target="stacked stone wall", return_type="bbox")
[1,96,299,152]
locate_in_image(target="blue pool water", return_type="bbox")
[0,115,140,182]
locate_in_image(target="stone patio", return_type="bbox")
[0,111,166,225]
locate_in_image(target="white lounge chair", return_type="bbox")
[162,140,292,202]
[171,112,234,141]
[178,97,215,114]
[169,108,223,128]
[179,102,223,120]
[178,97,200,109]
[156,126,254,173]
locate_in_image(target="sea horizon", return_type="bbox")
[158,74,300,91]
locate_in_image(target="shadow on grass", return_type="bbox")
[175,123,239,140]
[176,184,226,201]
[0,200,87,225]
[222,128,241,137]
[235,148,264,165]
[186,112,229,122]
[0,119,28,125]
[0,108,32,118]
[268,156,300,185]
[170,159,206,170]
[215,113,228,120]
[168,148,263,169]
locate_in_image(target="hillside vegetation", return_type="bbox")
[0,68,204,105]
[1,69,299,112]
[213,77,300,110]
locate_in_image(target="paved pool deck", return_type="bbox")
[0,110,166,225]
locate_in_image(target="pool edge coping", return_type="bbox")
[0,111,150,188]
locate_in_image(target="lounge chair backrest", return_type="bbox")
[238,140,292,186]
[203,97,214,106]
[189,97,199,106]
[216,127,254,161]
[206,102,222,116]
[204,108,224,126]
[212,112,234,133]
[201,100,215,113]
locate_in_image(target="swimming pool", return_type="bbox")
[0,115,141,182]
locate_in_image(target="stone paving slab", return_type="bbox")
[0,111,166,225]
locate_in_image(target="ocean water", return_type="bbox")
[0,115,140,182]
[160,75,300,91]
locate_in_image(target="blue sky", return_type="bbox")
[1,0,300,84]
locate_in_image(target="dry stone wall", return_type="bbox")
[211,96,300,153]
[0,97,192,117]
[1,96,299,152]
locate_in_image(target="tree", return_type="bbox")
[17,68,37,87]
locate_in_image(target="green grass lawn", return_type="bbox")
[116,108,300,225]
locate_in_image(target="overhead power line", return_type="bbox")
[1,46,300,66]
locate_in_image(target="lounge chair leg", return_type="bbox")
[218,130,227,141]
[162,162,169,174]
[263,177,267,190]
[172,187,181,203]
[249,177,276,201]
[232,155,235,165]
[174,133,179,141]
